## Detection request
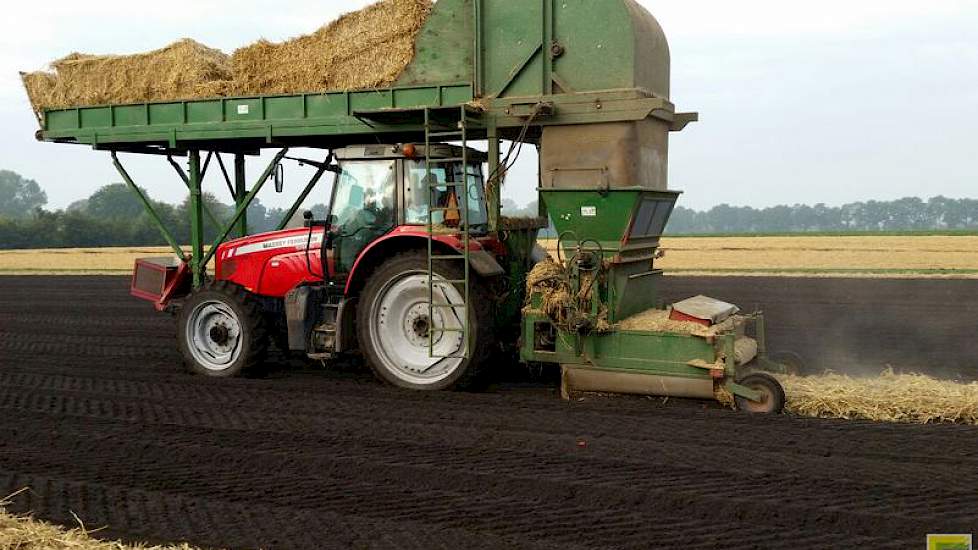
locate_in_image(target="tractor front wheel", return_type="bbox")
[177,282,269,377]
[357,251,492,391]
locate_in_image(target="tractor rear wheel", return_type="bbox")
[357,251,492,391]
[177,282,269,377]
[734,372,786,414]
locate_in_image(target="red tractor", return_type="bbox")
[168,143,537,390]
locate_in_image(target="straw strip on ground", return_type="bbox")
[778,369,978,425]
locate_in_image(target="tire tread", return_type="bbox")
[177,281,269,377]
[356,251,494,391]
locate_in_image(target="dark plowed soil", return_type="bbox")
[0,276,975,549]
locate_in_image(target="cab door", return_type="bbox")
[327,159,398,275]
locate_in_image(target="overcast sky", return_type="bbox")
[1,1,976,212]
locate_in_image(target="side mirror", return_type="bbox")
[274,163,285,193]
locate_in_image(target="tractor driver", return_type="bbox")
[405,163,461,228]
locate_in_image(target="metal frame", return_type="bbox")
[39,0,686,288]
[111,147,334,289]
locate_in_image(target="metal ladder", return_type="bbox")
[423,106,478,359]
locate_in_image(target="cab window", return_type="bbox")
[328,160,396,272]
[404,160,488,230]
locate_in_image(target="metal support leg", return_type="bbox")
[487,123,501,232]
[536,144,548,220]
[234,154,248,237]
[166,155,222,231]
[188,151,205,289]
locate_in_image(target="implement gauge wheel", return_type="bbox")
[177,282,269,377]
[357,251,492,391]
[735,372,786,414]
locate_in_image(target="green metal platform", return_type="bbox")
[35,0,693,152]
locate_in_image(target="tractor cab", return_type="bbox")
[196,142,510,387]
[324,144,490,274]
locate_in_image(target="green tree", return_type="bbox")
[85,183,147,220]
[0,170,47,219]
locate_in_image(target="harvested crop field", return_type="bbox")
[0,247,210,275]
[9,234,978,277]
[0,276,976,549]
[543,235,978,277]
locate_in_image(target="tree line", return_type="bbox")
[2,169,977,250]
[667,197,978,234]
[0,170,326,249]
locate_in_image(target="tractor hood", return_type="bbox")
[218,228,324,261]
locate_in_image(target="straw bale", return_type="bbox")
[0,502,200,549]
[778,368,978,425]
[228,0,433,95]
[21,39,232,114]
[21,0,433,115]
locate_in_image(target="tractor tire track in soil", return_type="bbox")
[0,276,975,549]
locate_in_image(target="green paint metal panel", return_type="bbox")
[395,0,475,87]
[45,110,77,132]
[264,96,305,120]
[186,101,223,124]
[443,86,476,106]
[521,315,717,379]
[542,189,679,254]
[305,94,345,118]
[80,107,111,129]
[552,0,634,92]
[113,105,148,127]
[482,0,544,97]
[392,87,441,109]
[38,89,675,147]
[149,103,183,125]
[40,84,478,145]
[226,98,263,122]
[541,189,640,254]
[591,330,715,376]
[350,91,394,112]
